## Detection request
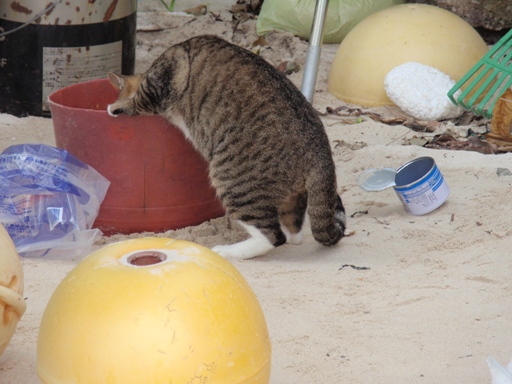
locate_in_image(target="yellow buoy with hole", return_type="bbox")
[37,238,271,384]
[328,3,489,107]
[0,223,26,357]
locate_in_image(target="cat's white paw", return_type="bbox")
[288,231,303,245]
[212,244,243,259]
[211,239,274,259]
[344,228,355,236]
[280,224,303,245]
[211,222,275,259]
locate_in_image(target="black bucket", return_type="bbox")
[0,0,137,117]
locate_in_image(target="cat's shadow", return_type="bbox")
[245,239,342,265]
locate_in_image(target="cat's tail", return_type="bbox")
[307,179,346,246]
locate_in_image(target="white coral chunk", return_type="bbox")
[384,62,465,121]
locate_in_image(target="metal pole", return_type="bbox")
[301,0,329,104]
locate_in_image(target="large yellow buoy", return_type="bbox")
[37,238,271,384]
[328,3,489,107]
[0,224,26,357]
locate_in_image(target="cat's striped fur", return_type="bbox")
[108,35,346,259]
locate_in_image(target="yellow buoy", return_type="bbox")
[37,238,271,383]
[328,3,489,107]
[0,223,26,357]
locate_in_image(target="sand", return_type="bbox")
[1,2,511,383]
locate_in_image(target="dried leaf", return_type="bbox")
[425,132,468,151]
[333,140,367,150]
[209,12,223,21]
[497,144,512,152]
[406,120,440,132]
[407,137,429,147]
[433,132,457,143]
[231,4,248,13]
[485,132,512,144]
[183,5,207,15]
[277,60,300,75]
[350,209,369,218]
[322,106,364,117]
[425,121,442,131]
[364,109,439,132]
[490,88,512,139]
[251,36,267,47]
[250,0,262,11]
[321,102,505,152]
[484,132,512,152]
[453,111,486,127]
[466,136,497,154]
[366,112,405,125]
[231,0,262,15]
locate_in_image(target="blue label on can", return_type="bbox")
[394,163,449,215]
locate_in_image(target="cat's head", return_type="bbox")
[107,72,144,117]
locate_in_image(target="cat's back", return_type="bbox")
[151,35,335,169]
[172,35,315,120]
[181,35,285,85]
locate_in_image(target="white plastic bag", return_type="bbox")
[256,0,405,43]
[488,355,512,384]
[0,144,109,257]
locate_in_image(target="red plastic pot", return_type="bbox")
[48,78,224,235]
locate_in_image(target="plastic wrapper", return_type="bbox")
[488,355,512,384]
[256,0,404,44]
[0,144,109,257]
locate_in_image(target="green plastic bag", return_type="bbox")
[256,0,405,43]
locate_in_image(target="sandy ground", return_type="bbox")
[1,2,512,383]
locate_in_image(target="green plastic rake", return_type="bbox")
[448,28,512,119]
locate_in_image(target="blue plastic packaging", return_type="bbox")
[0,144,109,257]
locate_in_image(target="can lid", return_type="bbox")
[357,168,397,191]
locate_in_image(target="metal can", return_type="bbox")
[0,0,137,117]
[393,156,450,215]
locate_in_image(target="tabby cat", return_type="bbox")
[107,35,346,259]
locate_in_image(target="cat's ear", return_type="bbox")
[107,72,126,91]
[171,47,191,96]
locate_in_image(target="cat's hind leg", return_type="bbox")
[280,225,303,245]
[279,191,308,245]
[212,221,279,259]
